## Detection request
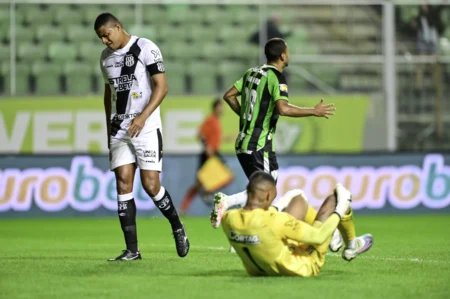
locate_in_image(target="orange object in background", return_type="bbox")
[197,156,233,193]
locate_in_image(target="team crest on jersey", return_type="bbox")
[125,54,135,67]
[279,84,288,93]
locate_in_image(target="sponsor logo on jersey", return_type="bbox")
[151,49,161,59]
[109,74,137,92]
[157,62,165,72]
[115,60,124,68]
[279,84,288,93]
[106,64,113,68]
[131,92,142,99]
[125,54,135,67]
[112,112,140,121]
[144,150,157,158]
[229,231,261,244]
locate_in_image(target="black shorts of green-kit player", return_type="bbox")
[237,150,278,180]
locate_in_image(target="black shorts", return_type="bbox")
[236,150,279,180]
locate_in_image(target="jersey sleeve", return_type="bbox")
[268,70,289,102]
[99,53,110,84]
[142,40,165,77]
[275,211,340,245]
[234,77,244,94]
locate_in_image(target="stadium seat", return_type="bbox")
[1,63,31,95]
[187,62,217,94]
[0,44,9,61]
[164,60,186,94]
[230,6,258,25]
[79,42,106,64]
[166,4,192,24]
[218,26,250,43]
[31,62,62,94]
[17,42,47,63]
[0,6,9,26]
[37,25,64,44]
[158,25,189,43]
[142,5,169,25]
[52,5,84,26]
[0,23,9,43]
[81,4,107,25]
[67,25,93,43]
[12,25,35,44]
[128,25,158,41]
[226,42,259,60]
[64,62,92,94]
[201,42,227,60]
[164,42,197,60]
[48,42,77,63]
[111,8,136,28]
[188,26,218,43]
[202,6,232,25]
[218,61,247,88]
[24,7,54,26]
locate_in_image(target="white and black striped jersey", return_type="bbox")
[100,35,165,139]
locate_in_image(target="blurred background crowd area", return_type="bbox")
[0,3,449,96]
[1,1,450,151]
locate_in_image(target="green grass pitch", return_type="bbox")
[1,215,449,299]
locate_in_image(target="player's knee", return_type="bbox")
[142,179,161,197]
[116,179,133,194]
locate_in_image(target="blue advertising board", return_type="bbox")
[1,153,450,217]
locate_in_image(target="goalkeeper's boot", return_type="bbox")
[329,229,343,252]
[210,192,227,229]
[108,249,141,261]
[173,223,190,258]
[342,234,373,261]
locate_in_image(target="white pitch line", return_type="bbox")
[145,244,450,264]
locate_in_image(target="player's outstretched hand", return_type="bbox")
[314,99,335,119]
[128,115,146,138]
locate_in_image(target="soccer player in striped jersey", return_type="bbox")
[210,38,335,230]
[95,13,189,261]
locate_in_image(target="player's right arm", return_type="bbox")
[223,86,241,116]
[103,84,111,149]
[277,212,340,245]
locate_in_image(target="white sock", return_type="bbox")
[225,190,248,208]
[272,189,306,211]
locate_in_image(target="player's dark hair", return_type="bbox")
[264,38,287,62]
[247,171,276,195]
[212,98,222,111]
[94,13,121,30]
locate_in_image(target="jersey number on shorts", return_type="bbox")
[243,87,257,121]
[242,247,265,273]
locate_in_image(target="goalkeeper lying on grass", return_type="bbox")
[221,171,373,277]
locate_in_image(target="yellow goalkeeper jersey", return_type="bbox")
[221,207,339,277]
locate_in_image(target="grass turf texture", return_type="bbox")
[1,215,449,299]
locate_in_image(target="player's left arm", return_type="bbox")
[128,73,167,137]
[277,212,340,245]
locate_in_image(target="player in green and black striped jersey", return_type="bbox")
[210,38,335,229]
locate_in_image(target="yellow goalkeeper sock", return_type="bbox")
[338,208,356,246]
[304,206,317,225]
